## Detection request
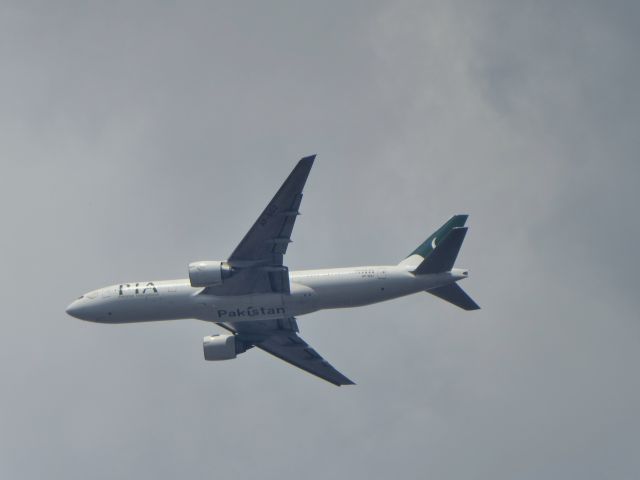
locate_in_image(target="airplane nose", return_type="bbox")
[65,301,79,318]
[66,300,88,320]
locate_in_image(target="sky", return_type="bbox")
[1,1,639,479]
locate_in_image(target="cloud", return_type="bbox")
[1,1,638,479]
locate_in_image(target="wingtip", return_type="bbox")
[300,154,316,164]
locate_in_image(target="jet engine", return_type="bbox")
[203,334,249,361]
[188,260,233,287]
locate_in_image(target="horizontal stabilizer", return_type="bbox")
[414,227,467,274]
[428,283,480,311]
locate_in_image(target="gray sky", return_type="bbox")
[1,1,639,479]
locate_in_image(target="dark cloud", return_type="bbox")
[1,1,639,479]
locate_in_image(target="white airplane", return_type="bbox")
[66,156,479,385]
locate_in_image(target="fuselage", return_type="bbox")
[64,155,478,386]
[66,265,469,323]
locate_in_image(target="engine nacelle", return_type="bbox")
[188,260,232,287]
[203,334,248,361]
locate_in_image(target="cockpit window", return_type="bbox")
[77,295,84,299]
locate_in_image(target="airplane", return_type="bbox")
[66,156,479,385]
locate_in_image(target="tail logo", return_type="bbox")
[431,237,437,249]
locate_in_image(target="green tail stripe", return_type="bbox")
[414,227,467,274]
[408,214,468,259]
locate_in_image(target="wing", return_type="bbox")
[219,318,355,386]
[204,156,315,296]
[229,156,314,267]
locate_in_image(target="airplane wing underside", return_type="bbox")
[218,318,355,386]
[206,157,354,385]
[204,156,315,296]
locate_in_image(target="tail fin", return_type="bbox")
[414,227,467,274]
[399,215,468,269]
[428,283,480,310]
[403,215,479,310]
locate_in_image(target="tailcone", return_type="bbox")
[450,268,469,281]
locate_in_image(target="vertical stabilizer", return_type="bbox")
[414,227,467,274]
[399,215,468,268]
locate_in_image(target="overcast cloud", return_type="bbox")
[1,1,639,479]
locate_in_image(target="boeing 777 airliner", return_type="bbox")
[66,156,479,385]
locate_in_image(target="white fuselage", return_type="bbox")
[66,265,468,323]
